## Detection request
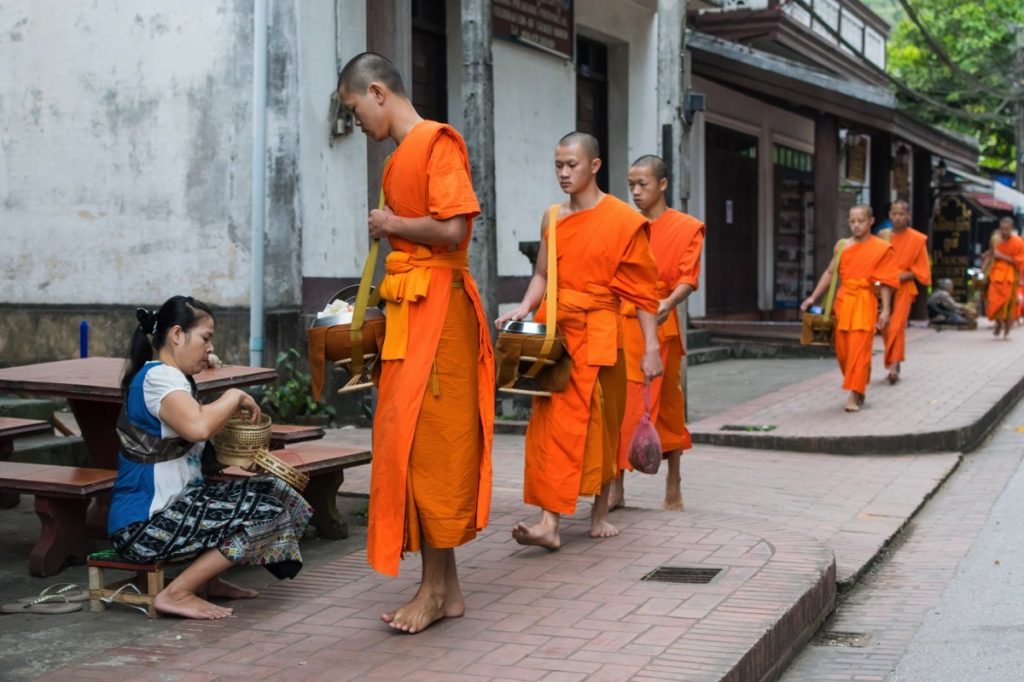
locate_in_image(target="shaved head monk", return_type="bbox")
[878,200,931,384]
[986,216,1024,338]
[338,51,494,633]
[801,205,899,412]
[610,155,704,512]
[496,132,662,549]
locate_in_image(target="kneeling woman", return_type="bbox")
[108,295,312,619]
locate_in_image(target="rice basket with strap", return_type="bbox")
[213,415,309,492]
[801,239,845,347]
[495,204,573,396]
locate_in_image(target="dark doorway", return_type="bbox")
[576,35,609,192]
[411,0,447,123]
[705,123,759,316]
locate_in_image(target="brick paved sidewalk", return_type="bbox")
[690,327,1024,454]
[48,429,963,681]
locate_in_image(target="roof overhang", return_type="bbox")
[687,30,979,170]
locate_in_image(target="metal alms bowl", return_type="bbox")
[311,285,385,329]
[501,320,547,335]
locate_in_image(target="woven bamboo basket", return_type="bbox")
[214,415,309,492]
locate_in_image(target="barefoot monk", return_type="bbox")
[801,205,898,412]
[497,132,662,550]
[338,52,494,634]
[879,200,930,384]
[986,217,1024,339]
[612,155,704,513]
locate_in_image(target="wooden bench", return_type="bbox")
[269,423,325,450]
[219,443,371,540]
[0,417,54,509]
[0,461,116,577]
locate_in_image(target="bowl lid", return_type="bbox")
[502,320,547,335]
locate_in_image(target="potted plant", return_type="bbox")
[259,349,336,426]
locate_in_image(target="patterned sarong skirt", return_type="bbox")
[111,476,312,579]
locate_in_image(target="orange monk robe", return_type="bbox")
[618,209,705,470]
[987,234,1024,321]
[881,228,931,369]
[367,120,494,577]
[525,195,659,515]
[833,236,899,394]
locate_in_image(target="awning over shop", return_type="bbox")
[687,30,979,170]
[993,183,1024,213]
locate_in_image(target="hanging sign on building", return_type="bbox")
[493,0,574,60]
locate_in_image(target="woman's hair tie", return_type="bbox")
[135,308,159,336]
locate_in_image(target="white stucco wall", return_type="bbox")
[297,0,368,280]
[0,0,319,309]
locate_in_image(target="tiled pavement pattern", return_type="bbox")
[781,420,1024,681]
[690,328,1024,454]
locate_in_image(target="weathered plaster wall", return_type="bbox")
[0,0,301,309]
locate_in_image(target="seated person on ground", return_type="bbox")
[108,295,312,620]
[928,279,969,325]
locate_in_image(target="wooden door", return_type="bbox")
[705,123,759,315]
[411,0,447,123]
[575,35,609,192]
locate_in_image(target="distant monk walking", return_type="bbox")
[878,200,930,384]
[497,132,661,549]
[986,216,1024,339]
[801,205,899,412]
[337,52,494,634]
[611,155,704,512]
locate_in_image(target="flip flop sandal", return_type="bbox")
[2,594,83,615]
[17,583,89,605]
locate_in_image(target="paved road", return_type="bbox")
[890,422,1024,681]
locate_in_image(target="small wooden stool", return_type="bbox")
[87,549,166,619]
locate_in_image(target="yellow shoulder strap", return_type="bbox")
[545,204,559,341]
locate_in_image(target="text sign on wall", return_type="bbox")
[931,195,972,301]
[493,0,574,60]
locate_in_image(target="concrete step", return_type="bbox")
[686,345,733,366]
[0,397,57,422]
[684,328,714,350]
[714,338,835,360]
[11,433,89,467]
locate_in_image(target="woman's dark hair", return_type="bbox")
[121,295,215,398]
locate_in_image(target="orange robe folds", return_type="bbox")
[367,121,494,576]
[618,209,705,470]
[525,195,659,514]
[881,228,930,368]
[986,235,1024,321]
[833,236,899,394]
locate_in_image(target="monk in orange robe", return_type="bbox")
[338,52,493,633]
[497,132,662,549]
[802,205,898,412]
[986,216,1024,338]
[879,200,931,384]
[611,155,704,513]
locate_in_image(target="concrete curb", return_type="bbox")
[691,370,1024,455]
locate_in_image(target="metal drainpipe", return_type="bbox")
[250,0,268,367]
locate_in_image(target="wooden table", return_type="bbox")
[0,357,277,530]
[0,357,277,470]
[0,417,54,508]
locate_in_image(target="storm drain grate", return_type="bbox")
[811,631,873,648]
[720,424,777,432]
[641,567,722,584]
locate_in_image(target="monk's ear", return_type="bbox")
[590,156,602,176]
[658,177,669,194]
[367,82,386,105]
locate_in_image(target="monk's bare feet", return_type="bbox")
[512,521,561,550]
[994,321,1002,336]
[609,476,625,511]
[844,393,861,412]
[887,363,900,384]
[589,517,619,538]
[207,577,259,600]
[664,478,684,512]
[154,589,233,620]
[381,589,446,634]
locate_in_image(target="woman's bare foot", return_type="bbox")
[154,589,234,620]
[381,589,446,634]
[512,521,561,550]
[207,577,259,600]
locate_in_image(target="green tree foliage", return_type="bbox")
[872,0,1023,170]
